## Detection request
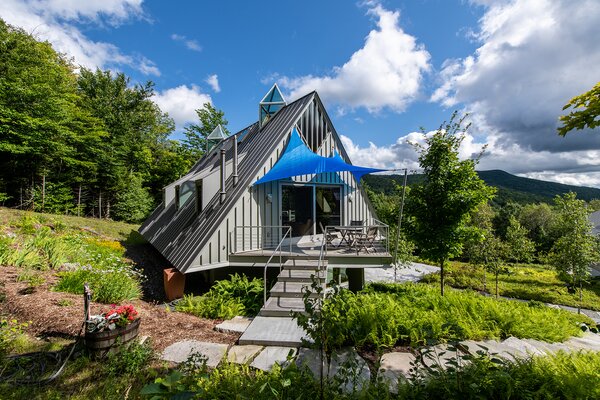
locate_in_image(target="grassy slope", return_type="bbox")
[0,207,139,242]
[421,261,600,311]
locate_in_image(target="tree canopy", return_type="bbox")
[183,103,229,159]
[558,82,600,136]
[0,19,200,222]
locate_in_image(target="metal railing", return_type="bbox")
[262,226,292,304]
[318,231,328,300]
[233,225,292,255]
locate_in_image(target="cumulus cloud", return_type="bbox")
[278,3,430,113]
[205,74,220,93]
[432,0,600,153]
[171,33,202,52]
[153,85,212,129]
[0,0,159,75]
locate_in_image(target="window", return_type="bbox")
[195,180,203,213]
[176,181,195,210]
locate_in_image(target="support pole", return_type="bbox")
[233,136,239,186]
[220,148,226,203]
[393,168,408,281]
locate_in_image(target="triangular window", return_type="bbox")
[259,84,286,128]
[206,124,229,152]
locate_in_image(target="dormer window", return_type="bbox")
[259,84,286,128]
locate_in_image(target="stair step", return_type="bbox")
[283,259,328,270]
[278,268,325,283]
[259,297,307,317]
[238,316,309,347]
[270,282,321,298]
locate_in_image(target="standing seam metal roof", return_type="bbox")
[139,92,315,270]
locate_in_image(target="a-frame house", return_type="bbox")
[139,86,392,284]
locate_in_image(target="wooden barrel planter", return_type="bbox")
[85,318,141,359]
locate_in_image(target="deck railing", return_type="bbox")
[233,225,292,255]
[262,226,292,304]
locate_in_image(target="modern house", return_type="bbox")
[139,85,393,291]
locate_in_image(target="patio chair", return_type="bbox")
[319,222,340,247]
[352,226,378,254]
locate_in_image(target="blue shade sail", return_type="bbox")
[253,128,386,185]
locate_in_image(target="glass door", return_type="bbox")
[281,185,314,237]
[316,186,341,233]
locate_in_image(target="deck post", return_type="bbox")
[346,268,364,292]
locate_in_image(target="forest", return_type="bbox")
[0,20,225,223]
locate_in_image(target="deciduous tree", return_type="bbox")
[406,113,496,295]
[558,82,600,136]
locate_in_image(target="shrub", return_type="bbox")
[175,294,245,320]
[175,274,264,319]
[0,319,28,359]
[104,340,154,377]
[17,269,46,289]
[55,267,141,303]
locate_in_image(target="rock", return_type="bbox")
[251,346,297,371]
[227,345,263,364]
[420,344,471,370]
[162,341,228,368]
[296,347,370,393]
[379,352,416,394]
[215,316,253,334]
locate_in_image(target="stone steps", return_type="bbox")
[238,316,309,347]
[259,297,307,317]
[270,281,318,298]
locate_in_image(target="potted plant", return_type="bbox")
[85,304,141,358]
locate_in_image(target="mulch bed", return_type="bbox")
[0,266,239,352]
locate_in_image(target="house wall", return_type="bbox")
[185,97,376,272]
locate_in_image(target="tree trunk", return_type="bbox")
[106,198,111,219]
[578,278,582,315]
[495,272,499,298]
[483,269,487,292]
[440,259,445,296]
[42,174,46,212]
[99,191,102,219]
[77,185,82,217]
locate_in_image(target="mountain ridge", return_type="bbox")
[363,169,600,205]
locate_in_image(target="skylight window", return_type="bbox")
[259,84,286,128]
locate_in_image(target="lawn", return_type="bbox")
[420,261,600,311]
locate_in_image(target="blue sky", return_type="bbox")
[3,0,600,186]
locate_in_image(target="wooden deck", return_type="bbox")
[229,237,392,267]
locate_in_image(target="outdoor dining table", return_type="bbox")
[333,226,364,248]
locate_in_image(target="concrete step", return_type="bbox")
[238,316,308,347]
[278,268,325,283]
[283,259,327,270]
[270,281,321,298]
[259,297,308,317]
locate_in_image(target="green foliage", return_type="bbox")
[16,269,46,289]
[319,283,590,350]
[175,293,245,320]
[104,339,154,377]
[55,266,141,304]
[0,318,28,359]
[505,215,535,263]
[406,112,496,295]
[112,174,154,223]
[175,274,263,319]
[558,81,600,136]
[183,102,230,159]
[421,261,600,311]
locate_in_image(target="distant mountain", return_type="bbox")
[363,170,600,205]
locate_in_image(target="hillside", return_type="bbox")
[363,170,600,205]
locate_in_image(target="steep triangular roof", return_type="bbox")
[207,124,228,140]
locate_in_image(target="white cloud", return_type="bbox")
[171,33,202,52]
[278,3,430,113]
[432,0,600,153]
[205,74,220,93]
[153,85,212,129]
[0,0,159,75]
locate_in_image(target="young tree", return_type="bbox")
[183,102,229,159]
[505,215,536,264]
[549,192,600,313]
[406,113,496,295]
[557,81,600,136]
